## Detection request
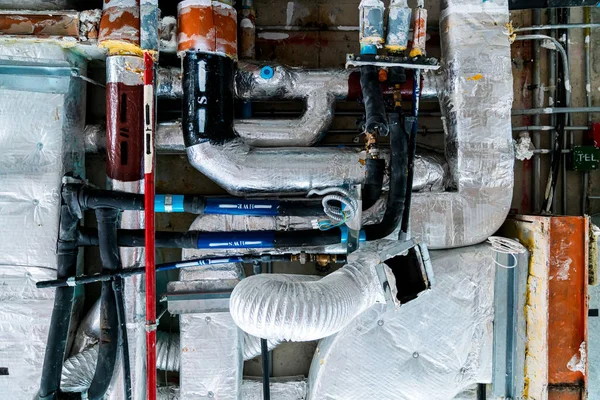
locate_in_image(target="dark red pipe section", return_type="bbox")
[106,81,144,181]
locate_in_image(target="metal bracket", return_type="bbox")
[345,53,440,70]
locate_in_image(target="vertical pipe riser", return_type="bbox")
[99,0,141,54]
[410,8,427,58]
[182,53,236,146]
[177,0,238,59]
[386,4,412,53]
[358,0,384,54]
[106,57,145,183]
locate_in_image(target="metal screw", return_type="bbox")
[459,367,466,374]
[208,391,214,398]
[37,142,44,151]
[205,316,211,323]
[412,352,419,358]
[32,199,39,205]
[377,320,384,326]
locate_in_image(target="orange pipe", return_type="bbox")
[177,0,237,59]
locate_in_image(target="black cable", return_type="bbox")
[363,112,409,240]
[261,338,271,400]
[542,9,568,214]
[88,209,127,400]
[400,69,422,235]
[36,254,336,289]
[39,201,80,400]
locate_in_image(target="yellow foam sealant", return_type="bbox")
[100,39,144,57]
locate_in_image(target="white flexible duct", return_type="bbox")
[230,240,397,342]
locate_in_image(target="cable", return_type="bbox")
[487,236,526,269]
[307,187,359,231]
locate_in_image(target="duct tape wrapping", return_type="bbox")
[241,378,307,400]
[0,43,86,399]
[307,244,495,400]
[409,0,514,249]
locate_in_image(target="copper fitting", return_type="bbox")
[177,0,237,59]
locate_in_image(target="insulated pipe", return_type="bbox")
[407,0,514,249]
[88,209,123,400]
[39,201,80,400]
[234,62,349,146]
[98,0,141,55]
[364,113,408,240]
[229,240,390,342]
[105,54,147,400]
[182,51,367,195]
[158,63,440,102]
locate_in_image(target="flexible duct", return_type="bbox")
[229,240,393,341]
[407,0,514,249]
[61,332,180,393]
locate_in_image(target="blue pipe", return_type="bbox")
[204,198,279,216]
[196,232,275,249]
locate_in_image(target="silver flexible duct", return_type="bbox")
[186,139,367,196]
[229,240,400,342]
[408,0,514,249]
[71,298,102,355]
[61,332,181,393]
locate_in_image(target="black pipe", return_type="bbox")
[77,227,342,249]
[363,113,409,240]
[542,9,568,214]
[88,209,124,400]
[360,65,388,136]
[39,198,81,399]
[261,338,271,400]
[36,254,342,289]
[362,158,385,210]
[401,69,422,235]
[182,51,236,146]
[66,184,325,217]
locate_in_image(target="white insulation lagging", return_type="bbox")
[230,242,388,342]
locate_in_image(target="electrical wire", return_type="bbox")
[487,236,526,269]
[307,187,359,231]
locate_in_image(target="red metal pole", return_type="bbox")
[143,51,157,400]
